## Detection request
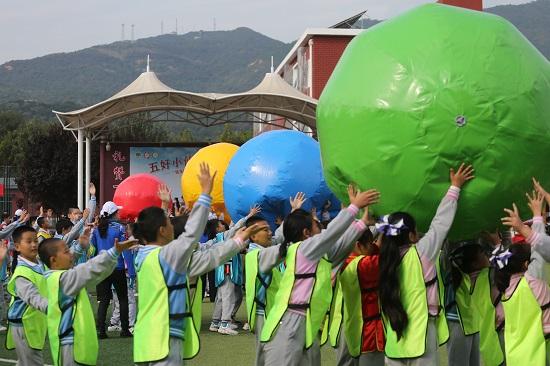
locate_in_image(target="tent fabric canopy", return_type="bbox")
[53,71,317,131]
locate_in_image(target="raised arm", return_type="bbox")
[417,164,474,263]
[0,211,28,239]
[188,223,267,277]
[60,239,137,297]
[63,209,89,243]
[299,187,380,262]
[87,183,97,225]
[159,162,214,273]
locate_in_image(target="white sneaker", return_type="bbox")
[107,324,121,332]
[218,325,239,335]
[228,322,239,330]
[0,325,6,332]
[242,322,250,331]
[209,322,220,332]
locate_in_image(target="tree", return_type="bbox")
[179,128,195,142]
[15,122,78,212]
[218,124,252,144]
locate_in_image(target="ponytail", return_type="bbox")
[98,212,116,239]
[494,243,531,293]
[379,212,416,340]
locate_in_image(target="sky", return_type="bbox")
[0,0,532,64]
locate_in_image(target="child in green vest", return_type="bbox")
[444,240,493,366]
[38,236,138,366]
[132,162,268,365]
[337,225,385,366]
[261,186,380,366]
[5,226,48,366]
[378,163,474,366]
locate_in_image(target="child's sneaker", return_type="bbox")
[242,322,250,331]
[107,324,121,332]
[218,324,238,335]
[209,322,220,332]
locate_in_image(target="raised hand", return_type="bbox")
[350,189,380,209]
[248,204,262,217]
[450,163,475,188]
[157,184,171,204]
[501,203,529,234]
[79,227,91,249]
[197,162,216,195]
[526,190,546,217]
[0,240,8,261]
[18,211,30,223]
[347,184,358,203]
[234,223,270,242]
[89,183,96,196]
[82,208,91,220]
[533,177,550,204]
[114,238,140,253]
[39,206,44,217]
[290,192,307,212]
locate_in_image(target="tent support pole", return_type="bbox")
[85,135,91,207]
[77,130,84,210]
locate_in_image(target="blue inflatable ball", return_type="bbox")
[224,130,340,228]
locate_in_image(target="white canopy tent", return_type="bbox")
[53,61,318,209]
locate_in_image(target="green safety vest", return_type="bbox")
[260,242,332,348]
[245,248,281,332]
[471,268,504,366]
[47,270,98,366]
[455,270,479,336]
[340,255,368,357]
[134,248,200,363]
[502,276,547,366]
[383,246,449,359]
[319,273,343,347]
[5,265,47,350]
[327,275,344,348]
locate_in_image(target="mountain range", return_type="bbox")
[0,0,548,120]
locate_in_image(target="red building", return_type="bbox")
[254,0,483,135]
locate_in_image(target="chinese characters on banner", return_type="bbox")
[130,147,200,198]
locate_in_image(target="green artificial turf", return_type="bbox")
[0,295,451,365]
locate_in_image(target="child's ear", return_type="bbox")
[302,228,311,239]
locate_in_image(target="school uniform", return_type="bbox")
[133,195,249,365]
[384,186,460,366]
[45,247,122,366]
[207,218,247,330]
[338,251,384,366]
[260,205,367,366]
[6,257,48,366]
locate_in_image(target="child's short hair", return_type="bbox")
[245,215,267,227]
[13,225,36,244]
[56,219,74,235]
[37,217,48,229]
[38,238,63,267]
[357,229,374,246]
[171,215,188,238]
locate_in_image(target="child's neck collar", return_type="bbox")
[19,255,39,265]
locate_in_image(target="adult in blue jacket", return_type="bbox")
[91,201,135,338]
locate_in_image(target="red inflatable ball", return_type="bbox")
[113,173,172,221]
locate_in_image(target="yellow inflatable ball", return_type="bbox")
[181,142,239,222]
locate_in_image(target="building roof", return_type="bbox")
[274,28,363,74]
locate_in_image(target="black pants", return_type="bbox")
[96,268,129,333]
[201,270,217,302]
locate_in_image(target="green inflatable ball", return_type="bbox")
[317,3,550,240]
